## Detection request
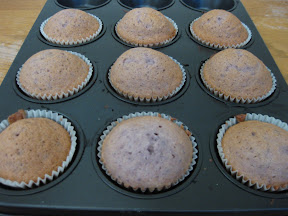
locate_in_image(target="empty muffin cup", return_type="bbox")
[56,0,110,9]
[181,0,236,12]
[118,0,174,10]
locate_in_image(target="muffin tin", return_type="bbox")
[0,0,288,215]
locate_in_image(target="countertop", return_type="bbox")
[0,0,287,84]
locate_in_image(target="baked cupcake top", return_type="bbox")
[43,9,101,43]
[202,49,274,101]
[109,47,184,101]
[100,116,193,191]
[221,120,288,189]
[0,117,71,183]
[18,49,90,99]
[191,9,249,47]
[116,7,177,46]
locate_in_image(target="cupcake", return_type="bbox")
[17,49,93,100]
[190,9,251,48]
[116,7,178,47]
[201,49,276,103]
[109,47,185,102]
[40,9,102,45]
[98,112,198,192]
[217,113,288,191]
[0,110,77,188]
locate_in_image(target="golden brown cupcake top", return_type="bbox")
[19,49,89,98]
[0,118,71,183]
[110,47,183,100]
[43,9,100,42]
[192,9,248,47]
[202,49,273,100]
[222,120,288,189]
[101,116,193,191]
[116,7,177,46]
[8,109,26,124]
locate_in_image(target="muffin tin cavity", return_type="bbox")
[92,112,202,198]
[118,0,174,10]
[0,110,85,195]
[13,60,98,104]
[104,64,190,106]
[55,0,111,9]
[180,0,237,12]
[210,113,288,198]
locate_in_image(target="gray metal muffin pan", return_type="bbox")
[0,0,287,215]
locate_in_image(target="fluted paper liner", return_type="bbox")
[190,17,252,49]
[200,61,277,104]
[217,113,288,192]
[40,13,103,45]
[115,16,178,47]
[108,56,186,102]
[16,51,93,100]
[0,109,77,188]
[97,111,198,192]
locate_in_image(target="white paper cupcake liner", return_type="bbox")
[0,109,77,189]
[190,17,252,49]
[108,56,186,102]
[97,111,198,192]
[40,13,103,45]
[16,51,93,100]
[200,61,277,104]
[115,16,178,47]
[217,113,288,192]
